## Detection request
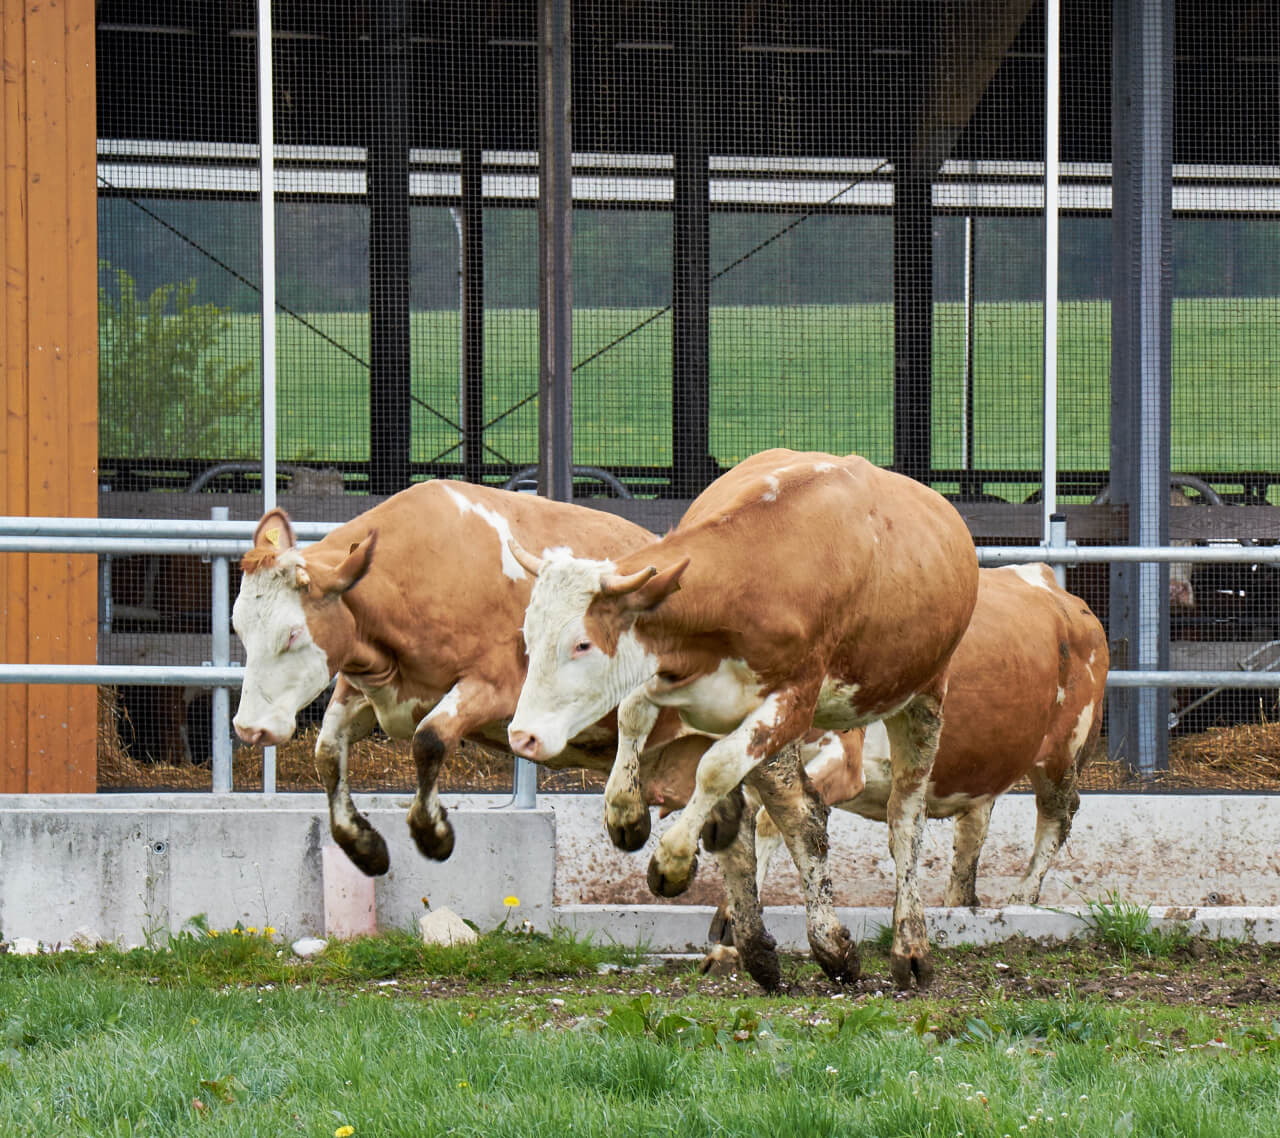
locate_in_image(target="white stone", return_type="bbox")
[418,907,478,947]
[291,936,328,958]
[70,926,103,951]
[8,937,40,956]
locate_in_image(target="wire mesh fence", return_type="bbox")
[91,0,1280,793]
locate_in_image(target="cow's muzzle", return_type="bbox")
[508,729,547,761]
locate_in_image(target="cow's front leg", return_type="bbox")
[884,692,944,991]
[603,689,660,851]
[648,691,805,898]
[314,682,384,875]
[749,743,858,984]
[407,680,508,862]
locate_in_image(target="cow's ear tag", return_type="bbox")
[264,526,281,548]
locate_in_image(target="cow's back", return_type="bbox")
[625,450,979,715]
[929,565,1108,799]
[312,481,655,688]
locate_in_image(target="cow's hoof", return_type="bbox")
[737,930,781,992]
[698,944,740,976]
[606,809,651,852]
[407,805,455,862]
[338,826,391,877]
[700,789,744,852]
[647,853,697,898]
[812,927,860,985]
[890,949,934,992]
[707,905,735,946]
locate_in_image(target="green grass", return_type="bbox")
[4,929,1280,1136]
[119,298,1280,497]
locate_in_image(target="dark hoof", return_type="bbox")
[606,809,651,853]
[407,805,456,862]
[337,825,391,877]
[707,905,735,946]
[890,949,934,992]
[647,853,697,898]
[812,928,860,985]
[700,789,744,852]
[738,929,781,992]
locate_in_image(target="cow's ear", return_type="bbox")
[253,508,297,553]
[312,530,377,596]
[619,557,689,613]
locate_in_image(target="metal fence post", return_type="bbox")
[209,506,233,793]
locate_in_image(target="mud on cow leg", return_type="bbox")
[707,805,781,991]
[700,784,745,852]
[315,732,390,877]
[606,809,652,853]
[749,743,858,986]
[407,726,456,862]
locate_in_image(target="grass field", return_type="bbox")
[129,298,1280,494]
[4,920,1280,1136]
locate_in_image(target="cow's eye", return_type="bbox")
[571,639,593,658]
[285,626,304,651]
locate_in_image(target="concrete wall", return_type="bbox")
[1,792,1278,949]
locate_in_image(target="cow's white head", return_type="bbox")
[506,541,688,761]
[232,509,375,746]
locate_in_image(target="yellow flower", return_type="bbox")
[208,929,220,938]
[335,1127,355,1138]
[246,927,259,935]
[503,895,520,908]
[456,1080,470,1089]
[264,926,276,937]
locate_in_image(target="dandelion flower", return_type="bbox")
[264,926,277,937]
[503,895,520,908]
[247,927,259,935]
[335,1126,355,1138]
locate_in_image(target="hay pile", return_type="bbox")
[96,688,606,794]
[96,689,1279,794]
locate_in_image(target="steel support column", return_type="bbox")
[1109,0,1174,773]
[368,0,411,495]
[460,11,486,485]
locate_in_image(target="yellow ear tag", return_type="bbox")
[264,526,281,548]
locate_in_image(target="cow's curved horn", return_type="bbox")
[601,566,658,596]
[508,539,546,576]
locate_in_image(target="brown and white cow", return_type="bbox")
[231,480,693,876]
[645,564,1109,942]
[507,449,979,989]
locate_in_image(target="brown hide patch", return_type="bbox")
[241,546,281,574]
[583,594,629,657]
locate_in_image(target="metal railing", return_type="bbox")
[3,514,1280,793]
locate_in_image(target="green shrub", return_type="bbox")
[98,261,256,459]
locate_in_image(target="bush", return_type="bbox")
[98,261,255,459]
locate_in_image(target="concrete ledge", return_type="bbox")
[556,903,1280,953]
[3,791,1280,948]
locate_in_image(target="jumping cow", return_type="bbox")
[231,480,697,876]
[508,449,979,990]
[644,565,1108,949]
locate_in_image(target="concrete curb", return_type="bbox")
[554,903,1280,952]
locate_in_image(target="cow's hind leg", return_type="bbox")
[705,797,781,946]
[748,743,858,985]
[1008,762,1080,905]
[884,692,944,991]
[315,686,385,875]
[944,799,994,908]
[701,784,746,852]
[703,803,782,991]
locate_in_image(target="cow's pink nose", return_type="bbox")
[508,730,542,760]
[234,724,277,747]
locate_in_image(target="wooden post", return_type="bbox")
[0,0,99,792]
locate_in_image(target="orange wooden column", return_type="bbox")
[0,0,98,792]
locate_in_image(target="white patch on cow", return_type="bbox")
[1056,685,1066,704]
[815,679,910,731]
[761,474,780,502]
[1010,562,1052,590]
[1068,701,1095,758]
[232,562,333,743]
[645,657,766,735]
[442,484,526,581]
[349,678,435,739]
[814,462,835,473]
[509,553,658,759]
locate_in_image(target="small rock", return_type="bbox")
[70,927,104,951]
[291,936,328,958]
[10,937,40,956]
[418,907,478,947]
